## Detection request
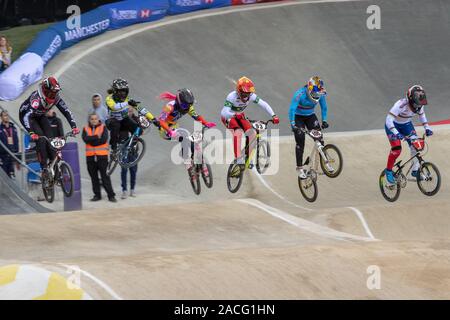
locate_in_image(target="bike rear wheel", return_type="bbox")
[320,144,343,178]
[189,165,201,195]
[119,137,146,169]
[201,162,213,189]
[379,170,401,202]
[59,161,74,197]
[256,139,271,174]
[416,162,441,196]
[106,159,119,176]
[298,172,318,202]
[227,162,244,193]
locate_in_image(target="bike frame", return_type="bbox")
[392,140,425,184]
[239,120,271,170]
[301,128,328,173]
[122,127,142,151]
[40,133,73,180]
[189,126,209,167]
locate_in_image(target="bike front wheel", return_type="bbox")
[256,139,271,174]
[320,144,343,178]
[119,137,146,169]
[417,162,441,196]
[298,172,318,202]
[59,161,74,197]
[188,165,201,195]
[379,170,401,202]
[227,162,244,193]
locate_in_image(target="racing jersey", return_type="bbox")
[158,100,207,132]
[288,86,328,125]
[19,90,77,133]
[220,91,275,120]
[105,94,155,121]
[385,98,429,134]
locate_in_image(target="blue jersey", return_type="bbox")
[288,86,328,125]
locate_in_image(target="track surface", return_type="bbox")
[0,167,50,214]
[0,0,449,299]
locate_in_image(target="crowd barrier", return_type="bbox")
[0,0,283,101]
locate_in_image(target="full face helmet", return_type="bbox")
[307,76,326,102]
[38,76,61,107]
[236,76,255,102]
[176,88,195,112]
[112,78,129,102]
[407,85,428,113]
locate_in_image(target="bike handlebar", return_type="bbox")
[403,133,426,141]
[248,119,274,125]
[38,132,76,143]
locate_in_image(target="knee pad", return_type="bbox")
[390,145,401,157]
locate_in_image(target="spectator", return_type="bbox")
[0,36,12,72]
[46,109,64,138]
[89,93,109,124]
[0,110,19,178]
[120,108,139,199]
[82,113,116,202]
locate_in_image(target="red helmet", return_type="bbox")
[406,85,427,112]
[38,76,61,107]
[236,76,255,102]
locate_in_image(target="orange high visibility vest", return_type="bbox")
[84,124,109,156]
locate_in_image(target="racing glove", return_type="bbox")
[30,133,39,141]
[321,121,329,129]
[152,119,161,128]
[425,128,433,136]
[395,132,404,140]
[168,129,177,139]
[272,115,280,124]
[128,99,139,107]
[72,127,80,135]
[204,122,216,128]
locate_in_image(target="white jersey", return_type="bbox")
[385,98,429,134]
[221,91,275,120]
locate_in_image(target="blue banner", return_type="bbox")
[26,28,63,65]
[102,0,169,30]
[52,8,111,51]
[168,0,231,15]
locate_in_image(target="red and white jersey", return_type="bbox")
[221,91,275,120]
[386,98,428,130]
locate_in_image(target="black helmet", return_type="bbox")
[407,85,428,112]
[176,88,195,111]
[112,78,129,102]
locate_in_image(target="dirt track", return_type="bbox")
[1,128,449,299]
